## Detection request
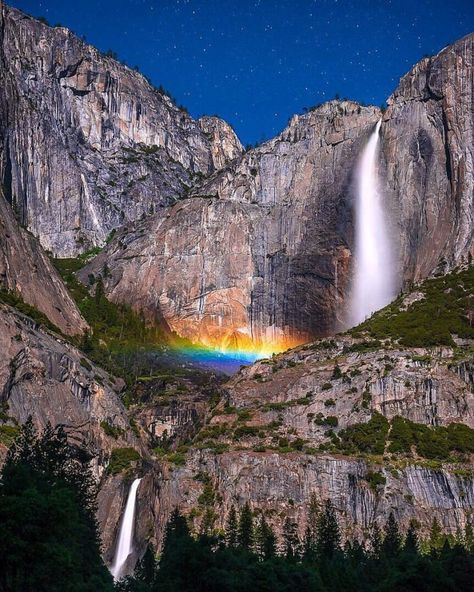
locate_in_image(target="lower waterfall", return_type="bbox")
[110,478,142,580]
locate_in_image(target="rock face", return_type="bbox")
[0,3,242,256]
[125,332,474,552]
[150,450,473,545]
[382,33,474,283]
[0,303,138,475]
[1,4,472,349]
[0,190,87,335]
[82,102,380,351]
[82,35,474,351]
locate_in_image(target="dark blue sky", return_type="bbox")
[10,0,474,145]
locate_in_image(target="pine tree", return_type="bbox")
[404,520,419,553]
[369,523,383,559]
[464,520,474,553]
[200,508,216,537]
[0,419,113,591]
[316,499,341,560]
[254,514,277,560]
[135,545,157,585]
[225,505,238,548]
[303,492,319,563]
[429,516,444,550]
[382,512,401,557]
[283,516,300,562]
[237,503,254,551]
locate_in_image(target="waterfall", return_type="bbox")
[110,478,141,580]
[349,120,395,326]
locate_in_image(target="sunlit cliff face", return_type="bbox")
[162,281,311,358]
[168,317,308,360]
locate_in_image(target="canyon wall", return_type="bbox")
[0,189,87,335]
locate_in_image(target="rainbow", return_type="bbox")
[169,334,305,372]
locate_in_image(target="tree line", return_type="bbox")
[118,498,474,592]
[0,421,473,591]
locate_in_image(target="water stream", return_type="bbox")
[349,120,395,326]
[110,478,142,580]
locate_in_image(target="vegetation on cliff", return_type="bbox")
[353,265,474,347]
[52,257,169,381]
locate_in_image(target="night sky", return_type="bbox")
[9,0,474,145]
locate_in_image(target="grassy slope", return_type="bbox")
[351,265,474,347]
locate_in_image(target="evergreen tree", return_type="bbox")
[283,516,300,562]
[225,505,238,548]
[254,513,277,560]
[303,492,319,563]
[315,499,341,560]
[369,523,382,558]
[116,545,157,592]
[404,519,419,553]
[0,419,113,592]
[199,508,216,537]
[155,509,197,592]
[464,520,474,553]
[429,516,444,550]
[237,503,254,551]
[382,512,401,557]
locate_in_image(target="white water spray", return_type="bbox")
[110,478,141,580]
[349,120,395,326]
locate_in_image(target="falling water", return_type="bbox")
[349,120,395,326]
[110,478,141,580]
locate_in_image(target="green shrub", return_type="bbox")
[166,452,186,466]
[100,420,125,439]
[0,425,21,447]
[324,398,336,407]
[108,447,140,475]
[352,266,474,347]
[198,482,215,506]
[0,290,60,334]
[234,425,260,439]
[314,414,339,428]
[388,416,474,459]
[365,470,386,490]
[321,383,332,391]
[361,390,372,409]
[339,412,389,455]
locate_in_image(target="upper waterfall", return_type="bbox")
[110,478,142,580]
[349,119,396,326]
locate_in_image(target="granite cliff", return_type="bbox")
[82,34,474,352]
[0,2,242,257]
[0,189,87,335]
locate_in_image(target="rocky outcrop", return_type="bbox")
[0,303,138,477]
[81,35,474,352]
[0,190,87,335]
[0,4,242,256]
[198,116,244,171]
[148,449,473,546]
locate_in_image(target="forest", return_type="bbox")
[0,422,473,592]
